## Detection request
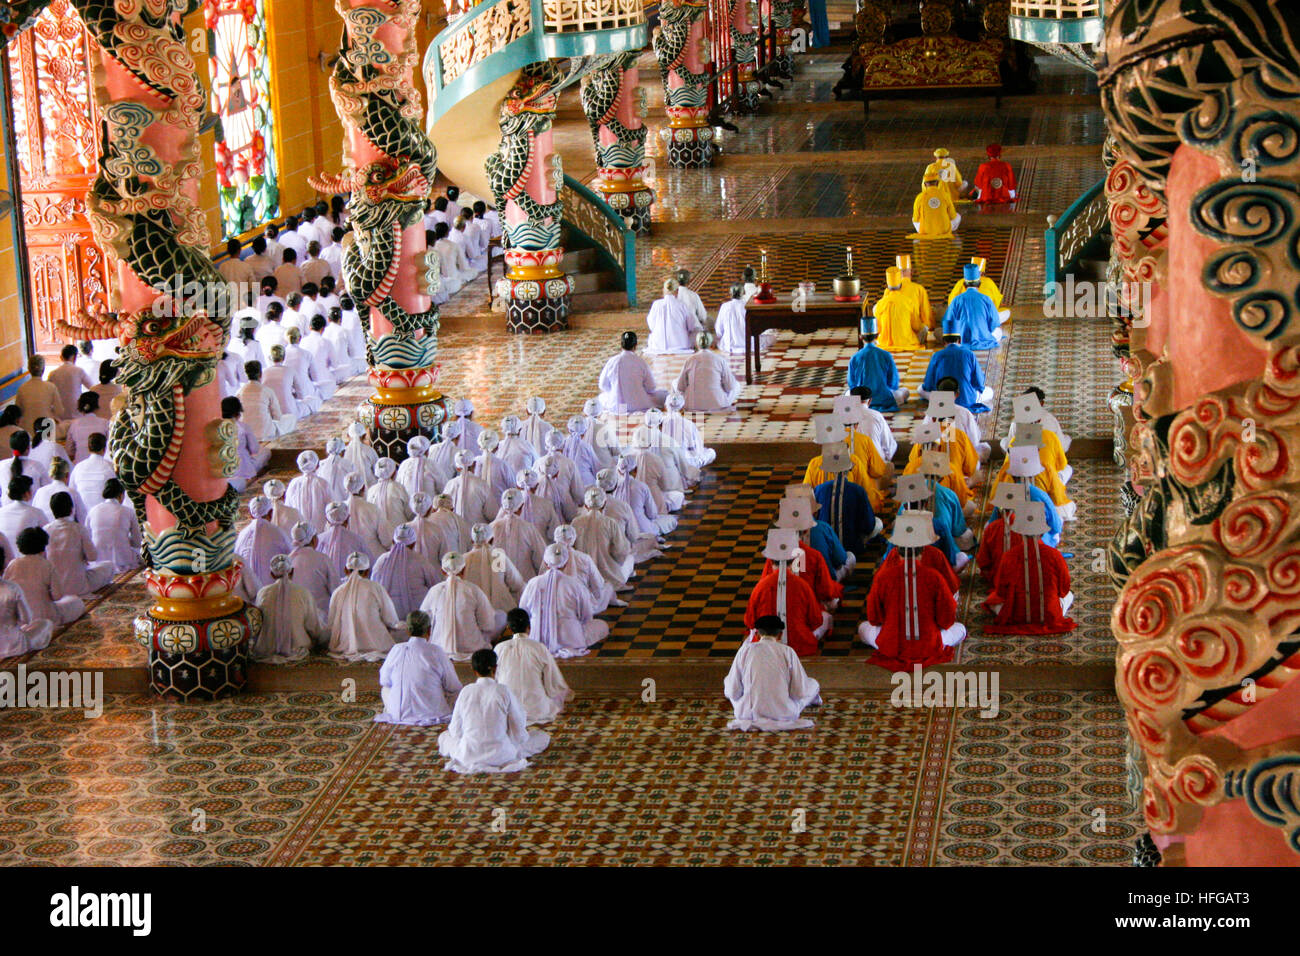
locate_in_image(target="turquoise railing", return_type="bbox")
[561,174,637,308]
[1043,176,1107,295]
[1008,0,1104,47]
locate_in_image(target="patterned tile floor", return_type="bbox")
[0,690,1132,866]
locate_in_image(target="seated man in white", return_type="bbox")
[518,543,609,659]
[495,607,572,725]
[715,282,775,355]
[597,331,667,415]
[326,551,404,662]
[371,522,440,621]
[45,491,114,598]
[5,526,85,626]
[724,614,823,731]
[374,610,463,726]
[438,647,551,774]
[644,277,699,355]
[0,572,53,660]
[87,478,142,574]
[69,432,116,512]
[420,550,505,662]
[673,330,742,413]
[252,553,326,663]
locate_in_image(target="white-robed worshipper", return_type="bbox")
[304,314,349,387]
[65,394,107,464]
[432,221,476,293]
[253,554,326,663]
[372,522,440,620]
[86,478,141,574]
[262,477,303,536]
[317,437,354,502]
[222,396,270,492]
[925,382,991,463]
[69,433,115,511]
[396,435,440,503]
[674,268,709,329]
[288,522,339,628]
[560,416,602,490]
[235,495,291,596]
[45,492,114,598]
[998,385,1071,455]
[327,551,403,662]
[724,613,823,731]
[463,522,526,614]
[519,543,609,658]
[842,388,898,462]
[674,330,742,413]
[428,419,470,490]
[421,550,504,661]
[374,610,463,726]
[595,468,661,564]
[554,523,620,611]
[573,487,635,591]
[633,407,696,489]
[598,331,668,414]
[612,454,675,537]
[28,420,70,481]
[345,471,391,559]
[368,457,415,530]
[324,307,364,377]
[287,450,331,535]
[473,429,513,503]
[444,448,494,526]
[535,454,580,525]
[661,391,716,470]
[450,398,484,448]
[495,608,572,725]
[498,415,537,476]
[0,476,49,553]
[538,433,586,519]
[424,492,472,557]
[318,500,369,577]
[6,527,85,626]
[514,468,560,543]
[407,493,447,572]
[579,398,617,471]
[518,397,553,459]
[34,458,87,524]
[0,573,53,659]
[645,278,700,355]
[7,431,49,492]
[715,282,773,355]
[238,360,293,441]
[488,488,549,581]
[438,647,550,774]
[343,421,378,489]
[1000,387,1073,483]
[626,434,685,515]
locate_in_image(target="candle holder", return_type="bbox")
[755,248,776,303]
[833,245,860,302]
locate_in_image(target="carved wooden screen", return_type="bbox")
[6,0,110,352]
[204,0,278,238]
[706,0,735,111]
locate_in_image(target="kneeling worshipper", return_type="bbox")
[288,522,339,627]
[890,474,970,570]
[327,551,403,662]
[540,430,587,510]
[369,457,416,530]
[1002,386,1072,455]
[784,483,855,582]
[489,488,549,580]
[86,479,142,574]
[920,390,985,478]
[847,316,909,411]
[574,487,635,591]
[842,388,897,462]
[859,511,966,669]
[770,495,843,610]
[420,550,505,661]
[474,429,514,503]
[804,419,887,512]
[6,527,85,626]
[811,440,881,555]
[495,608,572,725]
[318,500,370,577]
[904,422,976,512]
[832,398,894,503]
[744,529,829,657]
[445,449,494,526]
[675,268,708,329]
[235,495,291,597]
[372,522,440,620]
[519,543,610,658]
[561,416,603,489]
[0,477,49,553]
[396,435,439,503]
[374,610,463,727]
[992,441,1076,522]
[928,381,990,461]
[287,450,331,534]
[877,516,960,601]
[262,478,303,536]
[715,283,774,355]
[536,454,580,525]
[450,398,484,449]
[45,493,114,598]
[948,257,1009,317]
[724,614,822,732]
[894,254,936,342]
[912,164,960,236]
[662,391,716,469]
[464,523,526,613]
[943,263,1004,350]
[874,267,925,352]
[612,455,676,537]
[645,278,700,354]
[1003,391,1072,483]
[978,481,1030,580]
[513,469,560,543]
[0,572,53,659]
[518,396,554,459]
[593,471,658,565]
[554,523,621,611]
[972,144,1017,204]
[253,554,326,663]
[343,421,378,487]
[578,398,618,471]
[626,432,685,516]
[982,501,1076,635]
[425,492,472,555]
[674,330,742,412]
[343,470,391,558]
[598,331,668,414]
[920,318,993,413]
[438,648,550,774]
[632,408,696,490]
[498,415,538,476]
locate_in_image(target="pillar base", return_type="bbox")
[599,185,655,234]
[140,598,261,702]
[663,126,716,168]
[508,293,571,334]
[362,368,447,460]
[733,79,762,114]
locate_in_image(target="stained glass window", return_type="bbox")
[205,0,278,238]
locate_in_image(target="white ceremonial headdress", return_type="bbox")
[665,392,685,412]
[896,474,930,504]
[478,428,500,452]
[543,543,569,569]
[821,441,854,475]
[452,398,474,418]
[764,528,799,562]
[1015,422,1044,448]
[1013,392,1045,424]
[348,421,367,440]
[1008,446,1045,478]
[470,523,492,545]
[270,554,291,578]
[297,450,320,473]
[410,492,433,515]
[516,468,539,490]
[526,396,546,416]
[392,522,418,546]
[345,551,370,572]
[454,449,474,470]
[326,437,346,456]
[812,413,842,444]
[554,524,578,545]
[501,415,522,434]
[433,493,454,510]
[262,478,286,500]
[776,496,816,532]
[927,390,958,420]
[407,435,431,458]
[993,481,1030,512]
[913,420,942,445]
[584,487,607,510]
[249,495,273,519]
[344,471,366,495]
[501,488,525,513]
[596,468,616,491]
[290,522,315,546]
[891,511,936,549]
[1011,500,1050,536]
[325,500,350,525]
[544,430,564,451]
[441,551,467,575]
[920,449,950,477]
[568,415,588,436]
[374,457,397,480]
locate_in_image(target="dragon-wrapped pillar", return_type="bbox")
[771,0,796,77]
[582,52,654,235]
[488,63,572,334]
[654,0,715,169]
[312,0,445,460]
[1100,0,1300,866]
[25,0,260,700]
[731,0,761,114]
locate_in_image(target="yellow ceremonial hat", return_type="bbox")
[933,148,949,158]
[896,254,911,270]
[923,162,943,183]
[885,266,903,287]
[971,256,987,272]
